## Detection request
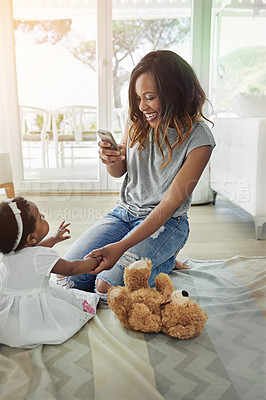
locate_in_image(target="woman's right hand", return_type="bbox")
[98,140,126,166]
[85,241,128,275]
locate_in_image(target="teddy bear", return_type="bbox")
[107,259,208,339]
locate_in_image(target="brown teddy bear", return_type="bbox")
[107,259,208,339]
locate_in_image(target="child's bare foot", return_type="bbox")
[174,260,190,270]
[56,275,67,286]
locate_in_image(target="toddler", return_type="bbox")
[0,197,101,348]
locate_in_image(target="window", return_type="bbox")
[211,0,266,112]
[12,0,99,182]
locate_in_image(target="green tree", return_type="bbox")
[14,19,72,45]
[216,46,266,109]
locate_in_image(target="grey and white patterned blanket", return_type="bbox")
[0,256,265,400]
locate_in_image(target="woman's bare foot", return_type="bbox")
[174,260,190,270]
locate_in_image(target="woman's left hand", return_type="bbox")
[85,241,127,274]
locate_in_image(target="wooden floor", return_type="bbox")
[13,192,265,260]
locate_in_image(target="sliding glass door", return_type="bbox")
[12,0,100,187]
[10,0,193,192]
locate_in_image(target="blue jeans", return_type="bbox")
[64,206,189,290]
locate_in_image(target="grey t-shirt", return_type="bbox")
[118,121,216,218]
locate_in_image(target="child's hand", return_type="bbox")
[53,221,71,244]
[83,255,103,274]
[85,242,126,274]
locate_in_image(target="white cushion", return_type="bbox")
[231,93,266,118]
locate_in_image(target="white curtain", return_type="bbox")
[0,0,23,182]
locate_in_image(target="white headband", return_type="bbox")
[6,199,23,251]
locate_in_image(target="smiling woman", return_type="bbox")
[62,50,216,303]
[135,73,161,128]
[127,50,210,170]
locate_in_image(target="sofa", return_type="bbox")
[210,115,266,239]
[210,92,266,239]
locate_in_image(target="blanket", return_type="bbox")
[0,256,265,400]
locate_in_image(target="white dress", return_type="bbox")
[0,246,99,348]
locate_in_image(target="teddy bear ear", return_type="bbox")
[128,259,149,270]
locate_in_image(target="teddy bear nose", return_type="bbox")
[182,290,189,297]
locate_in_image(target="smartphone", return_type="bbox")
[98,129,121,154]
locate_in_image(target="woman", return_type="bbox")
[64,50,215,300]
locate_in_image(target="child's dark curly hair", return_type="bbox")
[0,197,36,254]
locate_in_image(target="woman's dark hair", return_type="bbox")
[0,197,36,254]
[128,50,212,169]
